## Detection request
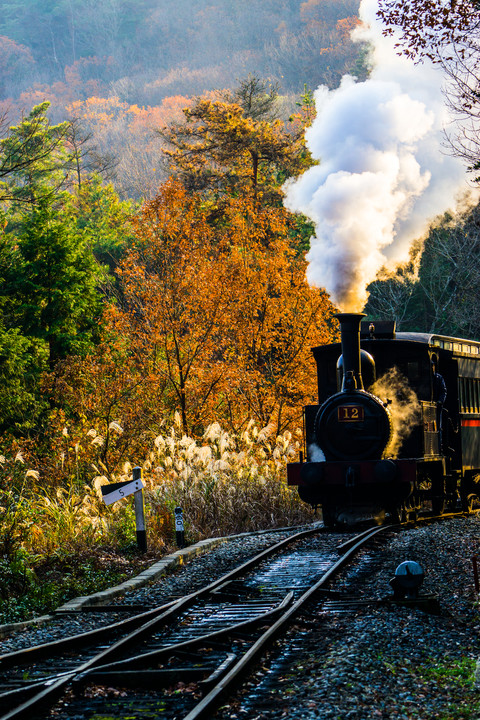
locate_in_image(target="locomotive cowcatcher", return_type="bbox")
[287,313,480,526]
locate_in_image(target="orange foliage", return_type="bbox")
[66,95,192,138]
[110,179,233,434]
[127,96,192,134]
[336,16,362,42]
[97,179,337,436]
[217,195,336,432]
[160,96,307,201]
[67,96,132,125]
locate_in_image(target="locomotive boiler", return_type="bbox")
[287,312,480,526]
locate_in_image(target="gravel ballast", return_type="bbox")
[218,516,480,720]
[1,517,480,718]
[0,525,322,652]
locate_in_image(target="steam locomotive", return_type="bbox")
[287,313,480,526]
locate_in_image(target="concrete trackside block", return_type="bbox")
[54,537,228,611]
[0,537,227,633]
[0,614,53,639]
[0,523,316,636]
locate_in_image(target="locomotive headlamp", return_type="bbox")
[391,560,424,599]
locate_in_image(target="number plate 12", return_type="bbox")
[338,405,364,422]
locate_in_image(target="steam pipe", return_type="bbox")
[335,312,366,391]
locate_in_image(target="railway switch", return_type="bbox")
[390,560,424,599]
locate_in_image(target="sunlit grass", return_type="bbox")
[0,417,313,622]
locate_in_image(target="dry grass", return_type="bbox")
[1,416,313,557]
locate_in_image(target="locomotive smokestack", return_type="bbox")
[336,313,366,391]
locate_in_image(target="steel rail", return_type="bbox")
[0,525,323,720]
[73,590,294,685]
[182,524,388,720]
[0,525,321,671]
[0,592,295,712]
[73,591,296,675]
[0,598,180,669]
[336,523,395,552]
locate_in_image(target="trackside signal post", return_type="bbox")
[100,466,147,552]
[133,466,147,552]
[175,506,185,548]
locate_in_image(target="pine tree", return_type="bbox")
[2,194,105,369]
[0,101,70,205]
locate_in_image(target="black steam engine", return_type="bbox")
[287,313,480,526]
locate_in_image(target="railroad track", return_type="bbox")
[0,524,393,720]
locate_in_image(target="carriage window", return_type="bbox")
[459,378,465,413]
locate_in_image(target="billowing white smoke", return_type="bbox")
[284,0,470,312]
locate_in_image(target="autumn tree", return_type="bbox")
[102,179,336,437]
[108,179,233,435]
[158,78,308,203]
[217,194,337,433]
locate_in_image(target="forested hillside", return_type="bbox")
[0,0,361,99]
[0,0,362,198]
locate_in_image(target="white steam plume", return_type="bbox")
[284,0,471,312]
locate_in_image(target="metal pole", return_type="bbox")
[133,466,147,552]
[175,506,185,548]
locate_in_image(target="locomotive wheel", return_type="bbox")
[388,506,402,524]
[401,505,413,523]
[464,493,480,513]
[461,472,480,512]
[389,503,417,524]
[404,504,417,523]
[431,474,445,515]
[406,493,420,523]
[432,496,445,515]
